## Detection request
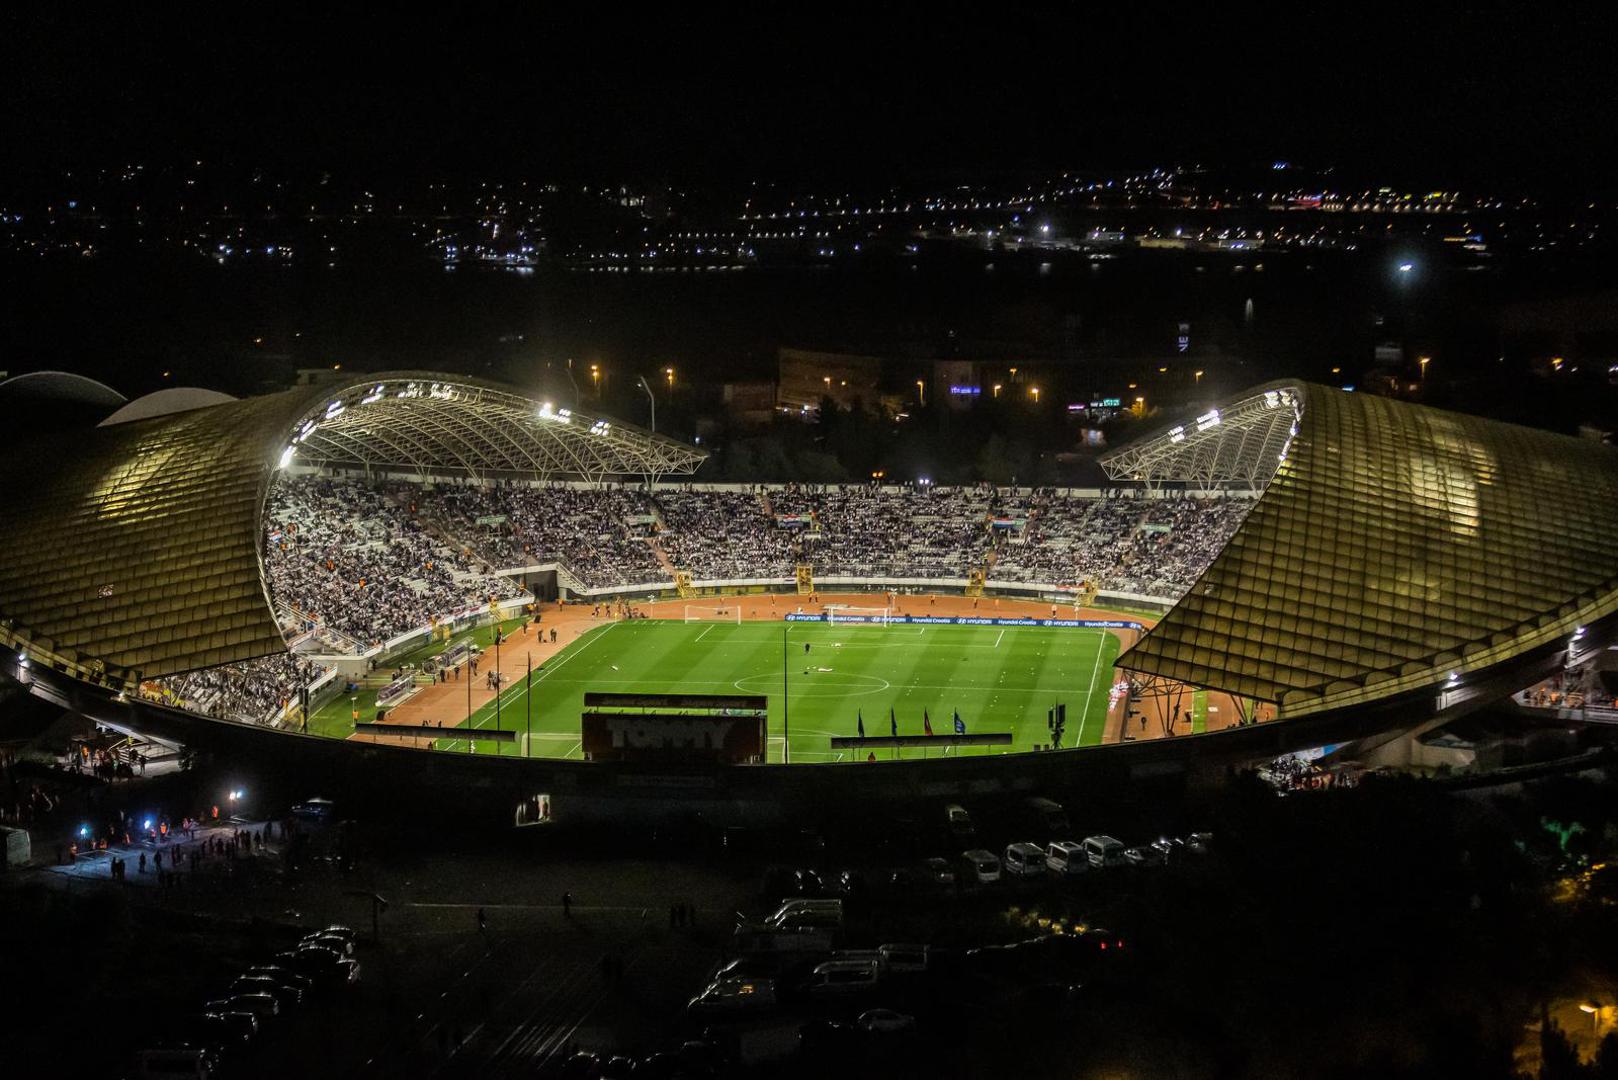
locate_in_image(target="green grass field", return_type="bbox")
[311,619,1120,763]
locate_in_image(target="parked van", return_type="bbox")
[803,959,881,997]
[732,926,835,956]
[1083,835,1128,869]
[1021,797,1071,837]
[765,898,844,930]
[877,943,931,974]
[1003,842,1047,876]
[1045,840,1089,877]
[944,804,976,843]
[960,849,1002,884]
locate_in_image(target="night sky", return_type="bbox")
[4,6,1614,192]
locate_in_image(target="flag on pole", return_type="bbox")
[953,710,966,735]
[924,709,933,736]
[857,710,865,739]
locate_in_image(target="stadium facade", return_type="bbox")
[3,375,1616,824]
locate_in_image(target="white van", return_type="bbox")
[1003,842,1047,876]
[1045,840,1089,877]
[1083,835,1128,869]
[960,849,1002,884]
[765,898,844,930]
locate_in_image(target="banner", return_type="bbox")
[783,613,1143,630]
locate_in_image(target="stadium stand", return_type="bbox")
[433,483,667,589]
[156,652,326,725]
[262,477,521,648]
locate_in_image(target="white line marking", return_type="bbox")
[694,624,715,643]
[1076,635,1106,747]
[443,624,616,751]
[994,629,1004,648]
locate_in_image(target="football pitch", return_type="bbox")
[318,619,1121,763]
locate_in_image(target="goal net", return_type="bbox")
[825,605,893,626]
[683,603,742,624]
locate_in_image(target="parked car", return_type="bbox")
[1185,831,1213,854]
[272,949,361,988]
[960,849,1002,885]
[1149,837,1182,863]
[1082,835,1128,869]
[230,975,302,1009]
[301,931,355,956]
[1123,845,1166,868]
[245,965,312,992]
[290,797,334,820]
[187,1010,256,1052]
[1003,842,1047,877]
[1045,841,1089,877]
[686,977,778,1019]
[920,857,956,888]
[858,1008,918,1035]
[203,993,279,1022]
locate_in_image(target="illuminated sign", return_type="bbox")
[948,385,981,396]
[1088,397,1122,409]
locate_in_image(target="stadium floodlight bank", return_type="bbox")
[683,604,742,624]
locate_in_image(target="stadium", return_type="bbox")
[3,372,1617,827]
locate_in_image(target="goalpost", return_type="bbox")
[824,604,894,626]
[683,603,742,624]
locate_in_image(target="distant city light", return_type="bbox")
[1398,262,1415,273]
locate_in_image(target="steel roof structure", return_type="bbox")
[0,372,704,684]
[288,377,704,481]
[1105,382,1618,717]
[1100,385,1302,491]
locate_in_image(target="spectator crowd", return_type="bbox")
[165,477,1254,717]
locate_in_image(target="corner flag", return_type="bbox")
[857,710,865,739]
[923,709,933,736]
[953,710,966,735]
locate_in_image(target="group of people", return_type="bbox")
[157,652,328,727]
[262,476,521,648]
[429,480,1251,597]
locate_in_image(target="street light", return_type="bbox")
[992,383,1003,398]
[590,363,601,396]
[1419,356,1430,380]
[665,366,675,392]
[916,380,925,406]
[637,375,657,433]
[1030,386,1040,404]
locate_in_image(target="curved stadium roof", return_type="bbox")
[0,372,705,683]
[1102,382,1618,717]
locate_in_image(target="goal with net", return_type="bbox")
[824,604,894,626]
[683,603,742,624]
